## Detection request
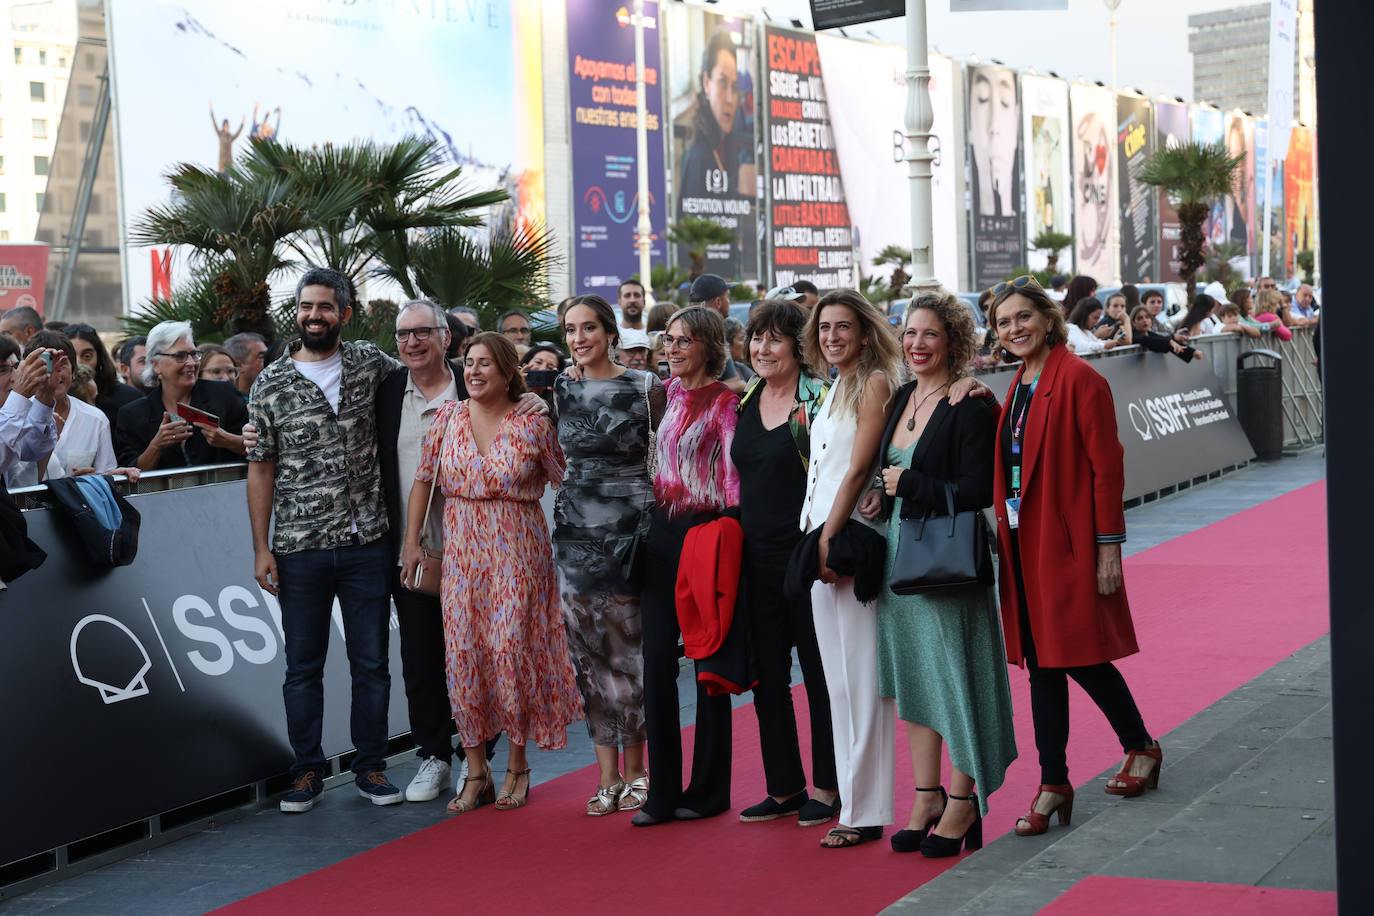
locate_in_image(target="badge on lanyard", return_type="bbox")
[1005,496,1021,529]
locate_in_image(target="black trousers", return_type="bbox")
[1012,539,1150,785]
[390,566,457,764]
[743,548,837,798]
[640,508,732,819]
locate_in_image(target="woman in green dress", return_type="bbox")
[860,291,1017,858]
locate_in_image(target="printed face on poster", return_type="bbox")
[1154,101,1188,281]
[0,244,49,315]
[1116,94,1156,284]
[566,0,667,300]
[1223,111,1256,259]
[107,0,545,312]
[1070,83,1118,285]
[967,64,1022,290]
[762,26,854,291]
[664,5,759,283]
[1020,74,1071,273]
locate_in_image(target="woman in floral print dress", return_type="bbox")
[403,333,581,816]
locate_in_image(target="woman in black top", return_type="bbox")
[730,300,839,828]
[1124,306,1200,362]
[115,320,247,469]
[64,324,141,432]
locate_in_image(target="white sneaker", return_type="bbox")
[405,756,451,802]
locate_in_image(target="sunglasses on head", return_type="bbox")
[990,275,1043,297]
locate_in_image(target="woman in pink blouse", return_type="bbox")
[631,306,741,826]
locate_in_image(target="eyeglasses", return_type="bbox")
[660,334,696,350]
[990,275,1043,297]
[158,350,200,364]
[395,326,444,342]
[502,326,531,337]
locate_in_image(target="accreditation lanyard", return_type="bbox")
[1008,374,1039,498]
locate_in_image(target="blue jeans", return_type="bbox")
[276,537,391,779]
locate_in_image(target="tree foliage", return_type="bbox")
[667,218,735,280]
[1139,141,1243,303]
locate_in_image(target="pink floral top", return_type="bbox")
[653,378,739,517]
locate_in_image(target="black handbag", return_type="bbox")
[889,482,993,595]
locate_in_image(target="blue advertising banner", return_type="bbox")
[567,0,667,299]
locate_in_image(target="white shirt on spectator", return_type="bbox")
[1049,290,1067,302]
[395,370,458,563]
[1066,323,1105,354]
[55,396,117,473]
[1192,315,1224,336]
[0,389,57,474]
[293,349,343,414]
[4,447,64,488]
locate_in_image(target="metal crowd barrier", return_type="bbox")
[10,463,249,510]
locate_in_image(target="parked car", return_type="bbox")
[886,294,988,331]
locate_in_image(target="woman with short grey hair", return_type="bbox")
[116,319,248,470]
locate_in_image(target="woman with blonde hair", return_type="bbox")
[799,289,903,848]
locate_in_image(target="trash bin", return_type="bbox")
[1236,349,1283,460]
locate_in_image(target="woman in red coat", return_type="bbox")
[987,276,1160,838]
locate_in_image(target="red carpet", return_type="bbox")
[1041,876,1336,914]
[218,482,1328,915]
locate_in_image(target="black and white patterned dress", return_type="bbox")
[552,369,665,747]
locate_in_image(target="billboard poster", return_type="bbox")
[1222,111,1256,261]
[966,64,1022,290]
[928,55,965,291]
[663,5,759,283]
[1190,106,1226,249]
[1253,119,1284,278]
[1153,101,1188,281]
[810,0,904,30]
[1284,125,1315,275]
[1116,95,1156,283]
[812,33,908,290]
[107,0,545,313]
[761,26,855,290]
[1020,74,1071,274]
[566,0,667,299]
[0,243,50,315]
[1069,83,1119,285]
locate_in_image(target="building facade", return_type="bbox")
[1188,1,1316,126]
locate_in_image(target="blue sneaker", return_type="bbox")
[357,771,403,806]
[280,772,324,813]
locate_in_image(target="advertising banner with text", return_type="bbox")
[1254,119,1284,278]
[967,64,1023,290]
[0,243,50,315]
[663,5,759,282]
[1116,94,1157,283]
[1021,75,1072,274]
[0,481,410,866]
[1284,125,1315,275]
[1191,106,1225,249]
[1222,111,1256,262]
[1154,101,1189,281]
[762,25,855,290]
[566,0,667,299]
[1069,83,1119,285]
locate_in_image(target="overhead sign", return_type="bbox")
[809,1,904,30]
[0,480,410,867]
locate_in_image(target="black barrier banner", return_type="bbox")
[809,1,903,30]
[0,480,409,866]
[977,351,1255,502]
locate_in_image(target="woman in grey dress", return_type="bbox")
[553,294,666,817]
[860,291,1017,858]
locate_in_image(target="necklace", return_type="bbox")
[905,381,949,431]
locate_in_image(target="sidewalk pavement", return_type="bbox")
[886,634,1334,913]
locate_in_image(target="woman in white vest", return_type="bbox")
[799,289,902,848]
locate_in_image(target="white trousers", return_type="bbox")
[810,579,895,828]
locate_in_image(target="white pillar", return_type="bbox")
[634,0,656,305]
[904,0,939,295]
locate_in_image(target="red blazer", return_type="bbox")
[992,345,1139,668]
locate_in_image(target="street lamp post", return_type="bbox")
[634,0,655,304]
[904,0,939,295]
[1105,0,1121,91]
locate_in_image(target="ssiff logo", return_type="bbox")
[70,614,152,704]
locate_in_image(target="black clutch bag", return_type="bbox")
[889,483,993,595]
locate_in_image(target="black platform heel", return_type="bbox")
[919,792,983,858]
[891,786,947,853]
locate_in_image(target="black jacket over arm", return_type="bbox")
[377,362,466,560]
[875,382,996,521]
[114,379,247,469]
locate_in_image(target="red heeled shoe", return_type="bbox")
[1013,784,1074,837]
[1106,742,1162,797]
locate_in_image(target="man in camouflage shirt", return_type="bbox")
[247,267,403,812]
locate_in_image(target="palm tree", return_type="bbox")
[631,263,690,302]
[667,217,734,279]
[1031,230,1073,274]
[1139,141,1243,304]
[873,244,912,295]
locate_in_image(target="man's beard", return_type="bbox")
[298,320,342,353]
